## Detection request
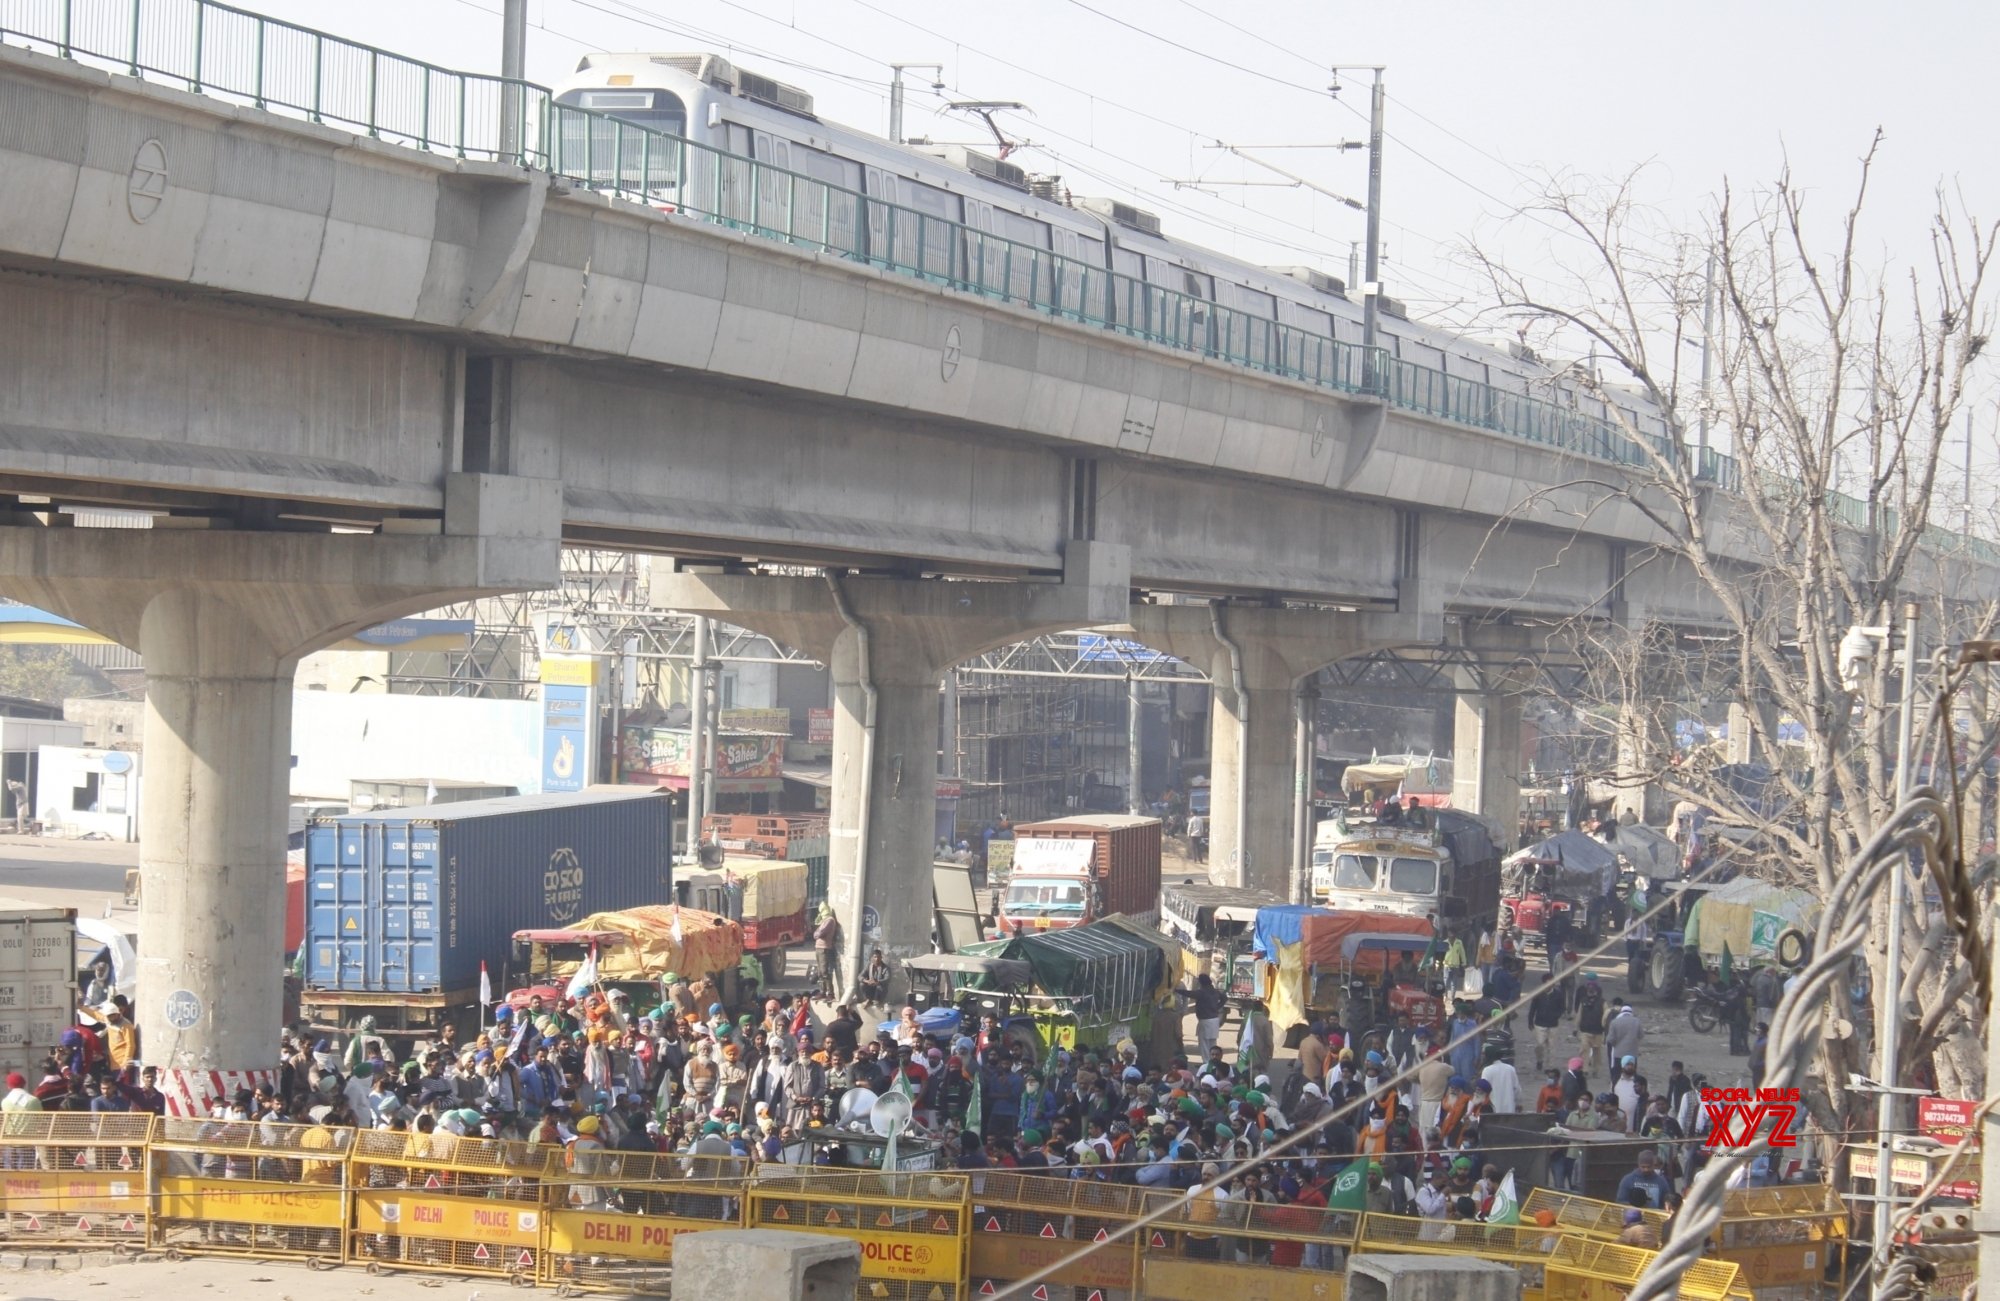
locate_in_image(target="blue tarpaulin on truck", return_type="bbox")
[1251,904,1325,958]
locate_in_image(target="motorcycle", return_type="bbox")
[1685,983,1734,1034]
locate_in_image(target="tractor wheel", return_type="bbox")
[1649,936,1685,1003]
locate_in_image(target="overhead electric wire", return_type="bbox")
[1161,0,1330,76]
[1057,0,1329,98]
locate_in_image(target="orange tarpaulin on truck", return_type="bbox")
[1296,909,1433,974]
[566,906,744,982]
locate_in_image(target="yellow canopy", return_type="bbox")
[564,906,743,982]
[725,858,808,920]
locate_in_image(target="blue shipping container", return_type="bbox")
[304,788,672,995]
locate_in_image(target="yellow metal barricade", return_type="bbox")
[347,1128,559,1279]
[1545,1235,1740,1301]
[965,1172,1146,1298]
[541,1151,748,1296]
[1521,1188,1668,1242]
[0,1112,153,1248]
[147,1116,350,1261]
[1714,1185,1844,1297]
[1133,1191,1357,1301]
[747,1167,970,1301]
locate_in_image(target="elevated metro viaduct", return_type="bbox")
[0,31,1990,1109]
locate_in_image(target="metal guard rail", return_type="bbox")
[4,0,1995,566]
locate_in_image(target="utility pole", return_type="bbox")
[887,63,943,144]
[1697,248,1714,466]
[499,0,527,161]
[1293,680,1319,904]
[686,614,710,857]
[1332,66,1386,390]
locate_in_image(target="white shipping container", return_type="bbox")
[0,908,77,1080]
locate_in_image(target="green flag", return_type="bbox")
[1485,1170,1521,1226]
[1325,1156,1370,1211]
[1719,941,1734,984]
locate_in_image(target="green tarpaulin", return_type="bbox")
[993,913,1175,1012]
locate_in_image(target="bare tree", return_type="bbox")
[1466,138,1999,1116]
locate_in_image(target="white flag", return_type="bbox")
[479,960,492,1010]
[566,946,599,1000]
[671,903,685,946]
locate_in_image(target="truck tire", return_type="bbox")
[1649,936,1685,1002]
[1776,927,1811,970]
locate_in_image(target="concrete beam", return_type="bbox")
[0,483,558,1115]
[647,558,1130,979]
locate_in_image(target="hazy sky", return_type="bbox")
[235,0,1997,342]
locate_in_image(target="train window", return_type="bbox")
[558,87,688,137]
[752,132,791,232]
[790,142,861,255]
[1404,340,1445,372]
[904,179,959,278]
[1215,280,1275,318]
[1052,229,1106,320]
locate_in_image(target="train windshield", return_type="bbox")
[558,88,688,136]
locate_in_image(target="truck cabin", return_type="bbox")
[676,871,743,921]
[508,927,624,989]
[1312,832,1448,917]
[1001,876,1095,929]
[902,953,1034,1020]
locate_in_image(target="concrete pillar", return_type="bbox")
[649,551,1129,984]
[0,476,559,1114]
[1210,673,1297,892]
[136,591,299,1099]
[1453,686,1523,844]
[829,632,951,971]
[1129,604,1429,896]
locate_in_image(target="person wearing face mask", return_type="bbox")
[1357,1086,1397,1157]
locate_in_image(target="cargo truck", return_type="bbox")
[676,856,809,984]
[701,813,831,914]
[998,814,1162,933]
[0,908,76,1084]
[302,788,672,1037]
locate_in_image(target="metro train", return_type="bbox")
[551,51,1674,448]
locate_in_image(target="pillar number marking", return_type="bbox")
[163,988,202,1030]
[128,140,168,224]
[941,324,963,380]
